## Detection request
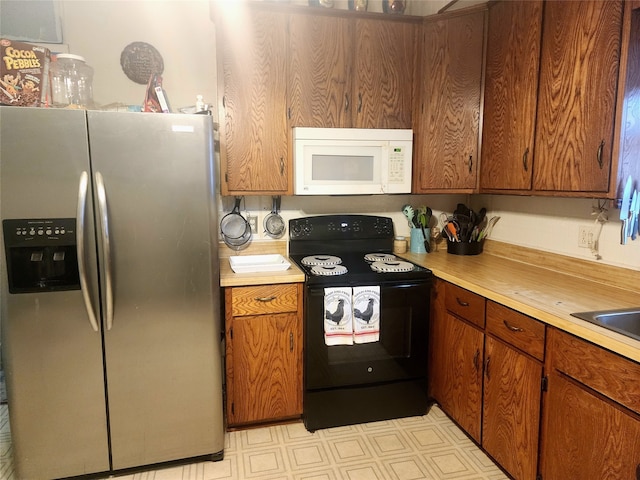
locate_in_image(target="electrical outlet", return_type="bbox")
[578,225,595,248]
[247,215,258,234]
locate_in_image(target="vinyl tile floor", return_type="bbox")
[0,403,508,480]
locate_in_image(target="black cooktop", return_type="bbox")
[289,215,432,287]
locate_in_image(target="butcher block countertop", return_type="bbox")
[219,239,640,363]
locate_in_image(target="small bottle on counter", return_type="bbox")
[195,94,205,112]
[393,236,407,254]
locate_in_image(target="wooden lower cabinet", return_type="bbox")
[540,328,640,479]
[224,283,303,427]
[430,310,484,442]
[430,280,485,442]
[430,280,545,480]
[483,336,542,480]
[541,371,640,479]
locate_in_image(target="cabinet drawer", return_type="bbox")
[445,283,486,328]
[549,328,640,415]
[486,301,545,361]
[230,284,299,317]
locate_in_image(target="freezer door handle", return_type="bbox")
[95,172,114,330]
[76,171,100,332]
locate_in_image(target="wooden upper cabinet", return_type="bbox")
[353,18,416,129]
[414,7,485,193]
[480,0,543,192]
[216,6,290,195]
[613,1,640,199]
[288,12,416,129]
[288,13,353,128]
[533,0,623,194]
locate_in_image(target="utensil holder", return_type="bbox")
[447,240,484,256]
[410,228,428,254]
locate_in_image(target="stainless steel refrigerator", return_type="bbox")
[0,106,224,479]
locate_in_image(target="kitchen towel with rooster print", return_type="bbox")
[353,286,380,344]
[324,287,353,345]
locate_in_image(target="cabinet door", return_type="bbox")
[430,311,484,442]
[540,371,640,479]
[480,0,542,192]
[229,312,302,426]
[483,336,542,480]
[414,9,485,193]
[533,0,623,193]
[354,18,416,129]
[288,12,353,128]
[217,7,289,194]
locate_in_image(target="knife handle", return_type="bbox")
[622,219,628,245]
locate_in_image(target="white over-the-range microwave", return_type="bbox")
[293,127,413,195]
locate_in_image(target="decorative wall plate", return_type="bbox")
[120,42,164,84]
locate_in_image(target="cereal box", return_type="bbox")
[0,38,51,107]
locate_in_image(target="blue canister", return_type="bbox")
[410,227,429,254]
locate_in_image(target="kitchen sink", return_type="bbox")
[571,308,640,342]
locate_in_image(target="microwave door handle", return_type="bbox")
[95,172,114,331]
[76,171,99,332]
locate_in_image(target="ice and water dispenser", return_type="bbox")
[2,219,80,293]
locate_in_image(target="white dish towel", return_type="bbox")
[324,287,353,346]
[352,286,380,344]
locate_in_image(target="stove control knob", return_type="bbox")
[291,224,302,237]
[367,366,373,373]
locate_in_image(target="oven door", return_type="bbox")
[304,280,430,390]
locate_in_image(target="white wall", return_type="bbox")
[58,0,217,110]
[55,0,640,272]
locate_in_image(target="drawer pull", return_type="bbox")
[456,297,470,307]
[503,320,524,332]
[255,296,276,302]
[473,349,480,371]
[290,332,294,352]
[485,356,491,380]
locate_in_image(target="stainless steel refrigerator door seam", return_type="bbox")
[95,172,114,330]
[76,170,100,332]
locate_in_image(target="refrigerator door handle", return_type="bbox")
[76,171,100,332]
[95,172,114,331]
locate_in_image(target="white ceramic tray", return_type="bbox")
[229,254,291,273]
